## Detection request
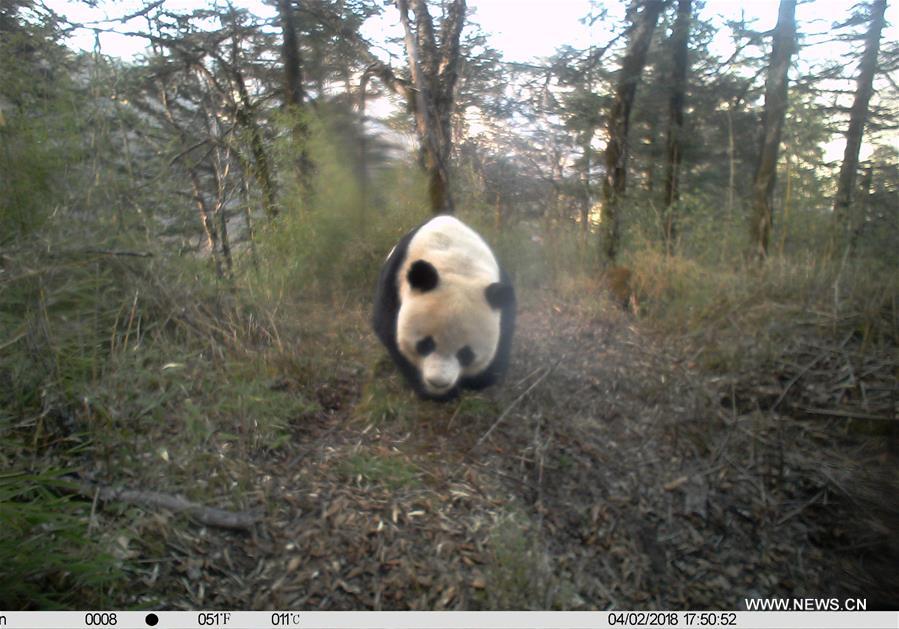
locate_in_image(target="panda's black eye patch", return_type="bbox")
[408,260,439,292]
[416,336,436,356]
[456,346,475,367]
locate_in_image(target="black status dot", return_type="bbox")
[145,613,159,626]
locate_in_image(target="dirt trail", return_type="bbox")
[132,297,896,610]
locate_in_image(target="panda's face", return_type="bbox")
[397,260,509,397]
[397,288,499,396]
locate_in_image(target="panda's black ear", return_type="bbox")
[408,260,439,292]
[485,282,514,310]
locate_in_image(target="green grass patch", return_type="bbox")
[353,357,501,432]
[450,395,498,423]
[352,353,427,427]
[337,452,420,489]
[0,470,123,609]
[479,511,573,609]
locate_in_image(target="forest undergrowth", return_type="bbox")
[3,0,898,611]
[2,218,896,609]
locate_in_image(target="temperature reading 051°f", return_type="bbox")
[197,612,231,626]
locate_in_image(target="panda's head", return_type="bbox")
[397,259,513,398]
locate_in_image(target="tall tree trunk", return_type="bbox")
[188,168,222,278]
[276,0,313,194]
[211,138,234,279]
[396,0,466,215]
[357,70,372,218]
[276,0,304,108]
[849,164,874,251]
[726,104,735,216]
[832,0,887,252]
[643,131,656,192]
[217,191,233,279]
[600,0,666,262]
[241,178,259,270]
[581,140,592,236]
[750,0,796,260]
[663,0,691,254]
[779,140,793,256]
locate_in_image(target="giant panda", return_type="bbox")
[372,215,516,401]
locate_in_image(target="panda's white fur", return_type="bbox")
[372,215,515,400]
[398,217,501,395]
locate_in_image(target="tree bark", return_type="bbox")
[241,177,259,270]
[779,141,793,255]
[726,104,736,216]
[600,0,666,262]
[396,0,466,215]
[663,0,691,254]
[276,0,304,108]
[357,70,372,218]
[187,168,223,278]
[849,164,874,251]
[832,0,887,251]
[276,0,313,194]
[749,0,796,260]
[211,133,234,279]
[580,140,592,236]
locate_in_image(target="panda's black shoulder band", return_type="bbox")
[408,260,439,292]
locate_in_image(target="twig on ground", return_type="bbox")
[776,489,826,525]
[473,356,564,451]
[771,331,853,412]
[800,407,894,421]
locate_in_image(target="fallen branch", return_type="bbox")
[82,249,155,258]
[66,479,263,530]
[44,249,155,258]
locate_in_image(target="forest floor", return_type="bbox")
[91,290,897,610]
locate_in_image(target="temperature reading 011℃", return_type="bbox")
[271,613,301,626]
